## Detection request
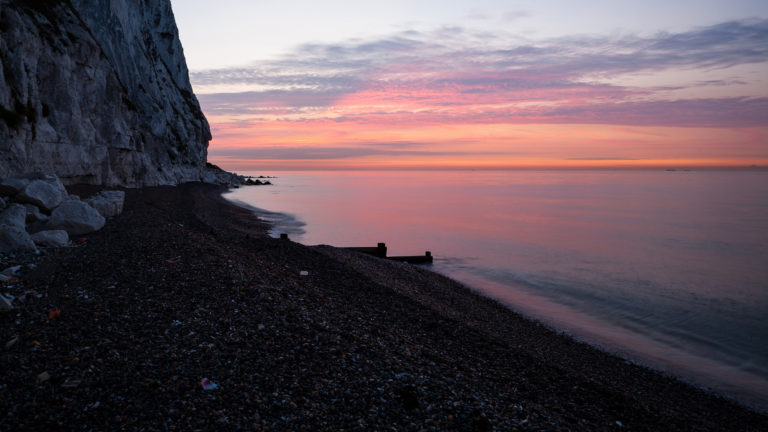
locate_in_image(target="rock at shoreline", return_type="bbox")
[202,168,248,187]
[30,230,69,247]
[46,200,105,236]
[85,190,125,218]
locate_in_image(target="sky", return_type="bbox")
[172,0,768,170]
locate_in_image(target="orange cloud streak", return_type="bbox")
[206,108,768,170]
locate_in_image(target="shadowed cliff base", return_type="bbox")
[1,183,766,430]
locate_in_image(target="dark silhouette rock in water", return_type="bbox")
[0,0,211,186]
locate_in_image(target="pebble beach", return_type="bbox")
[1,182,767,431]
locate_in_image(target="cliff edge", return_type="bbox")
[0,0,211,186]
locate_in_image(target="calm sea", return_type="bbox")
[223,170,768,410]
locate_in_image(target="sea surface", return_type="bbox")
[224,170,768,410]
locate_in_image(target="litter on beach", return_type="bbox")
[201,378,218,390]
[62,379,82,389]
[36,371,51,383]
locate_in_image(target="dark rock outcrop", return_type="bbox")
[0,0,211,186]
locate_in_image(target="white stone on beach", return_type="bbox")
[0,204,36,253]
[46,200,105,236]
[30,230,69,247]
[0,177,31,197]
[0,225,37,253]
[85,190,125,218]
[16,178,67,213]
[0,204,27,229]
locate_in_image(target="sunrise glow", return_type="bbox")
[175,3,768,170]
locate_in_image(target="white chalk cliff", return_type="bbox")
[0,0,211,186]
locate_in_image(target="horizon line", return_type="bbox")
[211,164,768,172]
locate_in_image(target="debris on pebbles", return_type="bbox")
[201,378,218,391]
[36,371,51,384]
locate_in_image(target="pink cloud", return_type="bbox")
[194,19,768,169]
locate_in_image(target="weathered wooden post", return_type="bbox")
[377,242,387,258]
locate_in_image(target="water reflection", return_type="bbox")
[224,170,768,409]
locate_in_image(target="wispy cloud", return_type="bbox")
[193,19,768,168]
[209,144,513,160]
[192,19,768,128]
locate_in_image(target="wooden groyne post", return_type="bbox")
[344,243,433,264]
[388,251,433,264]
[279,236,434,264]
[345,242,388,258]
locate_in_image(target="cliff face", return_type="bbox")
[0,0,211,186]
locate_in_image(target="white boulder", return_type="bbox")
[0,176,31,197]
[16,179,66,213]
[30,230,69,247]
[0,225,37,253]
[0,204,27,229]
[86,190,125,218]
[46,200,105,236]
